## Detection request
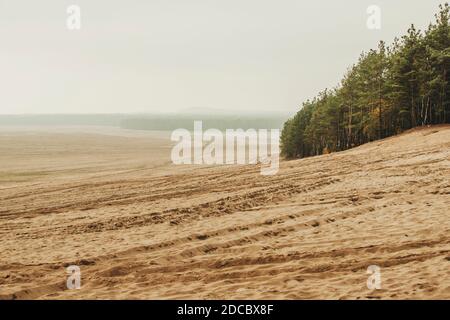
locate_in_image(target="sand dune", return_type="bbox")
[0,125,449,299]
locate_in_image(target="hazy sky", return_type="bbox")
[0,0,446,114]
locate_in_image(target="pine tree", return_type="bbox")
[281,4,450,159]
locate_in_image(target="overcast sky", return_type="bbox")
[0,0,445,114]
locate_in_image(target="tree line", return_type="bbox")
[281,4,449,159]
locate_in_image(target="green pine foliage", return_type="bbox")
[281,4,450,159]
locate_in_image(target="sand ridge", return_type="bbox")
[0,125,449,299]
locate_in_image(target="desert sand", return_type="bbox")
[0,125,449,299]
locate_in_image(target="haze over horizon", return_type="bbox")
[0,0,446,115]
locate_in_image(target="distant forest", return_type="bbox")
[281,4,450,158]
[121,114,287,131]
[0,113,288,131]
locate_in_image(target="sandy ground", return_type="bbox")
[0,125,449,300]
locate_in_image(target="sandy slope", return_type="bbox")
[0,125,449,299]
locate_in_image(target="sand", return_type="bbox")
[0,125,449,299]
